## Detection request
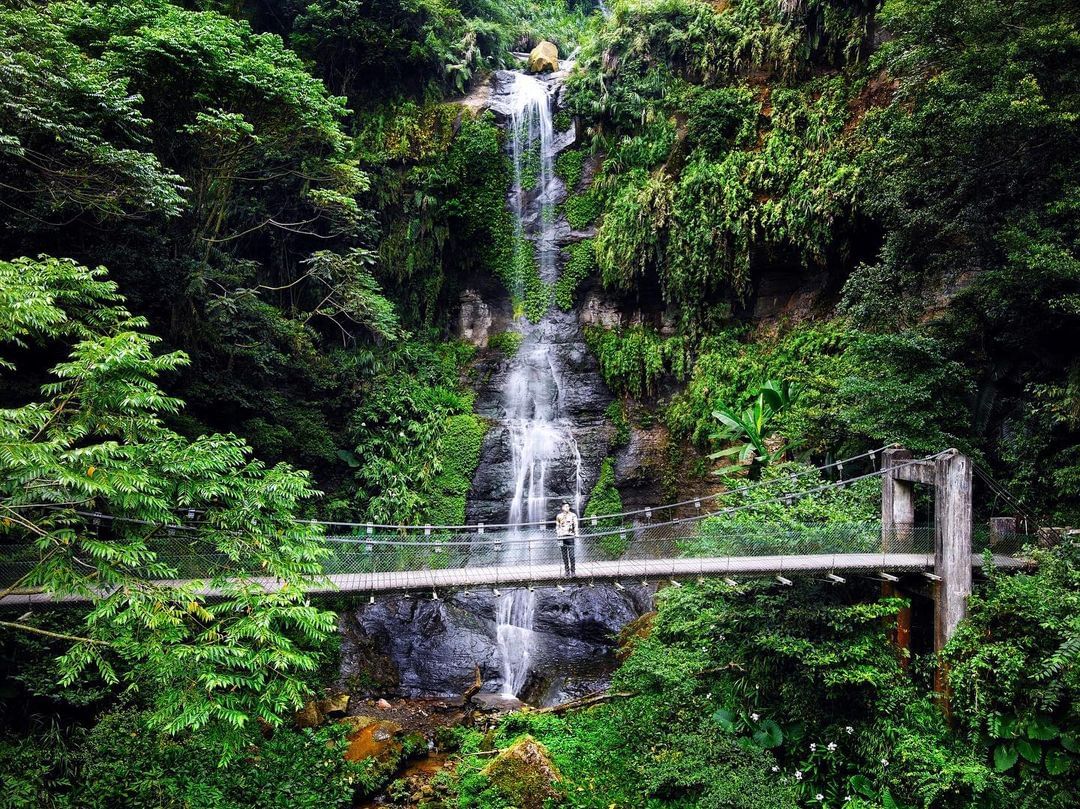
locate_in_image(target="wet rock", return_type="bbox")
[339,611,401,695]
[483,735,564,808]
[339,714,377,736]
[579,293,623,330]
[376,697,393,711]
[340,586,651,702]
[528,41,559,74]
[471,693,525,713]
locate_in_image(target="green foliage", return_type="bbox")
[348,339,485,524]
[487,330,524,357]
[666,323,851,450]
[69,709,358,809]
[0,257,336,761]
[555,148,588,191]
[554,239,598,311]
[837,333,975,454]
[563,190,602,231]
[689,461,879,556]
[583,457,625,557]
[605,399,631,448]
[571,2,869,317]
[943,543,1080,806]
[426,413,488,525]
[595,168,673,294]
[846,0,1080,329]
[585,324,690,398]
[0,2,185,223]
[709,379,802,471]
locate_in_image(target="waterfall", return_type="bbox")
[495,588,536,697]
[493,71,584,698]
[508,73,557,286]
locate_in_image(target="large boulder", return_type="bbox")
[528,41,559,74]
[483,735,563,808]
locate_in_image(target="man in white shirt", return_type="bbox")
[555,502,578,576]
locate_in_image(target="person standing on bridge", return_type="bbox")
[555,502,578,576]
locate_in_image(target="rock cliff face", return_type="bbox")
[340,586,652,703]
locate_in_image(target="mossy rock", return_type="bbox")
[482,735,563,808]
[617,611,656,661]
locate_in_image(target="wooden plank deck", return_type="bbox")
[0,553,1031,607]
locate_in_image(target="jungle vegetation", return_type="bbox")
[1,0,1078,807]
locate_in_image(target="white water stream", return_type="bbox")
[495,71,584,698]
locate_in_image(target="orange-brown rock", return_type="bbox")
[344,719,403,763]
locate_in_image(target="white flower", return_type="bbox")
[794,770,803,780]
[706,693,712,699]
[846,726,854,735]
[771,765,779,772]
[816,794,824,802]
[810,742,817,751]
[827,742,837,752]
[751,712,760,721]
[844,798,852,804]
[881,758,889,767]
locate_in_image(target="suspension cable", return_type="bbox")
[1,446,924,542]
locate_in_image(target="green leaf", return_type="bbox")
[711,708,737,733]
[751,719,783,749]
[1060,736,1080,754]
[990,715,1018,739]
[1045,749,1072,776]
[848,774,876,798]
[993,744,1019,772]
[1028,717,1059,741]
[1017,738,1042,764]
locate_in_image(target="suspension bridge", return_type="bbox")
[0,447,1045,650]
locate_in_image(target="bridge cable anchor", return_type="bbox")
[668,579,682,588]
[724,578,738,587]
[825,573,846,585]
[776,575,793,587]
[921,571,942,582]
[877,572,900,583]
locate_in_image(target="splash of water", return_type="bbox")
[496,588,536,697]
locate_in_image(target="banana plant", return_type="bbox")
[708,379,802,473]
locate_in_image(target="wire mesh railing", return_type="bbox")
[0,516,1033,599]
[0,448,1041,599]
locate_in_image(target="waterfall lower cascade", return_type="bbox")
[494,70,584,698]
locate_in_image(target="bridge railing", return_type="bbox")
[0,516,1028,595]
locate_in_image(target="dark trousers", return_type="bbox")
[560,540,576,575]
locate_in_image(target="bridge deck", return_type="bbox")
[0,553,1030,607]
